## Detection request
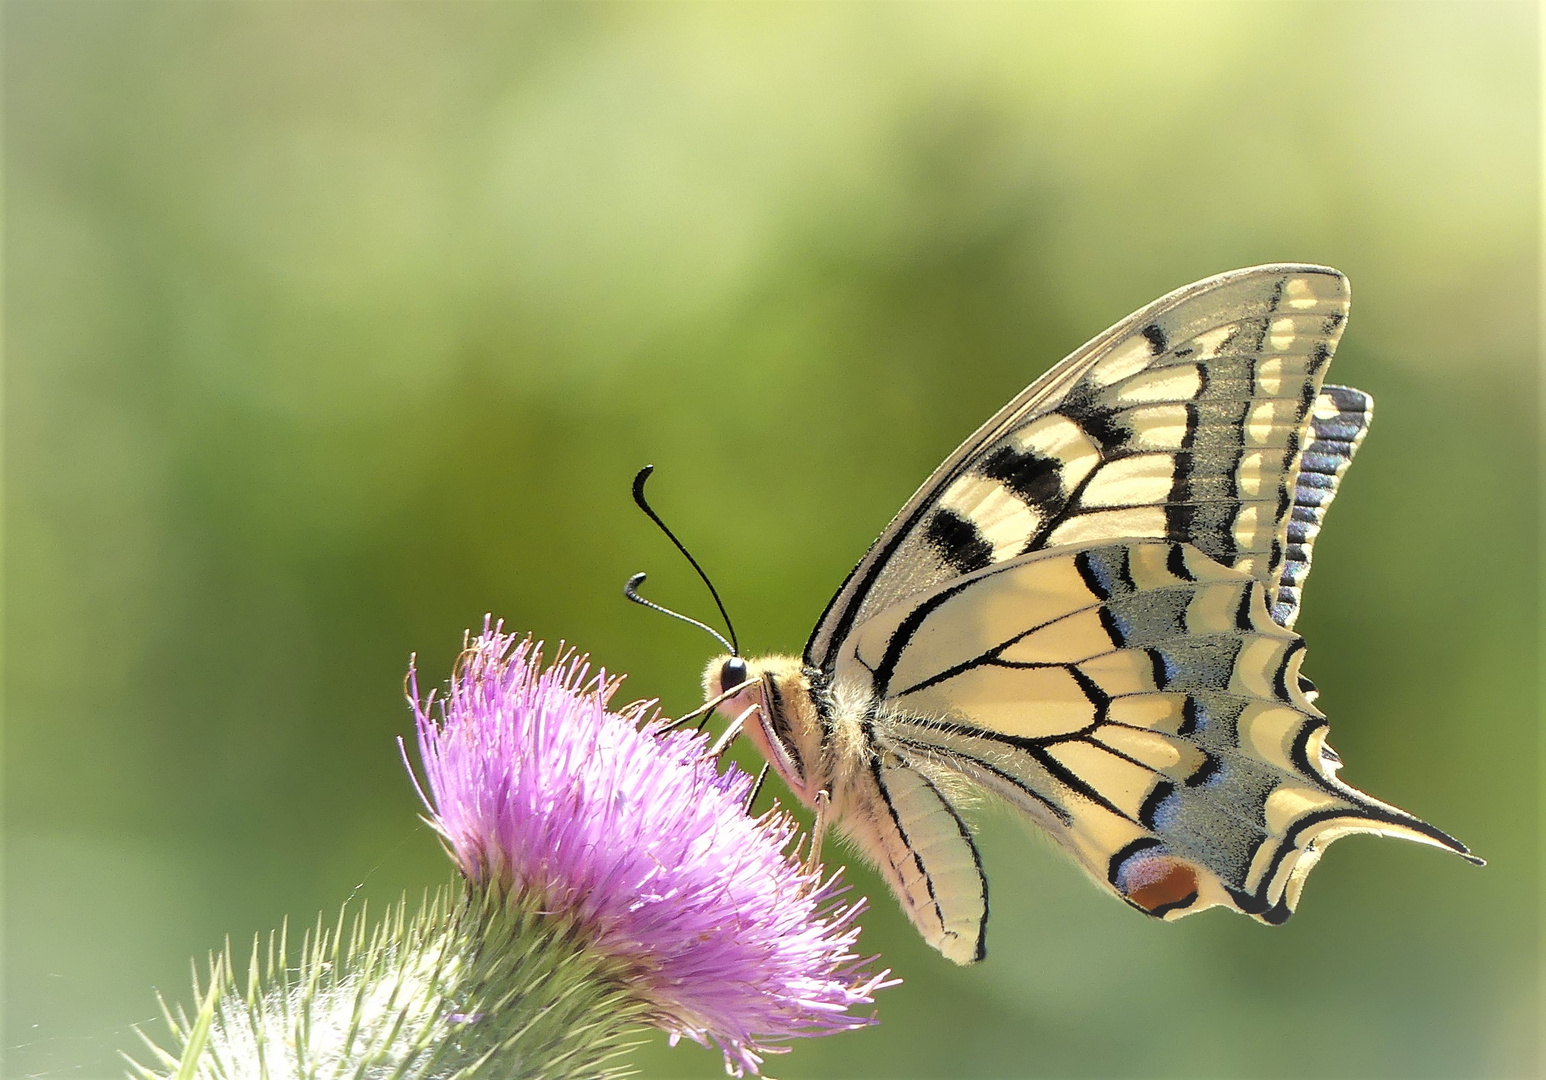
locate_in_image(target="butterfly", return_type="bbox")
[692,264,1480,964]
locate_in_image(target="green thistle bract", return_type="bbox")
[132,888,647,1080]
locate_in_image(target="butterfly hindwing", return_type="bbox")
[848,753,989,964]
[834,540,1474,936]
[808,265,1352,670]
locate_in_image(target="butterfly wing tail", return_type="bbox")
[1135,721,1482,925]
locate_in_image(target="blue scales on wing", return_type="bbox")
[829,540,1478,926]
[1272,384,1373,629]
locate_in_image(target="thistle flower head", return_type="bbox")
[406,621,893,1075]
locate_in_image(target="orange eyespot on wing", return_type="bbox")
[1115,850,1201,916]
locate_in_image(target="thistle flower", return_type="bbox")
[408,623,894,1075]
[133,621,892,1080]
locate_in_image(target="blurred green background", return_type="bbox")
[4,3,1538,1078]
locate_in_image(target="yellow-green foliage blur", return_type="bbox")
[6,4,1537,1078]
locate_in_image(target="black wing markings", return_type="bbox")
[978,444,1064,506]
[892,708,1286,847]
[889,630,1116,702]
[889,702,1137,810]
[924,509,995,575]
[804,265,1351,674]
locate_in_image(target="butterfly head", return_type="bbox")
[703,653,824,807]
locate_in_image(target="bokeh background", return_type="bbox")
[4,3,1538,1078]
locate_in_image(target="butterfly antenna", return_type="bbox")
[624,573,735,656]
[629,464,741,655]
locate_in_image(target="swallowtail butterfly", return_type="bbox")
[702,265,1479,964]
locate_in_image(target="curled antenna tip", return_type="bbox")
[631,465,655,507]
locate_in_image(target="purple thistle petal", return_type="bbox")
[404,620,896,1076]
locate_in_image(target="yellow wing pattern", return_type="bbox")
[831,540,1477,937]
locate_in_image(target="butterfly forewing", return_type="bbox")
[807,265,1352,671]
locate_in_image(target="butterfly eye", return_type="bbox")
[720,657,749,693]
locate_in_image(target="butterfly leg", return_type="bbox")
[742,762,771,814]
[804,789,833,874]
[709,703,759,761]
[666,677,761,733]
